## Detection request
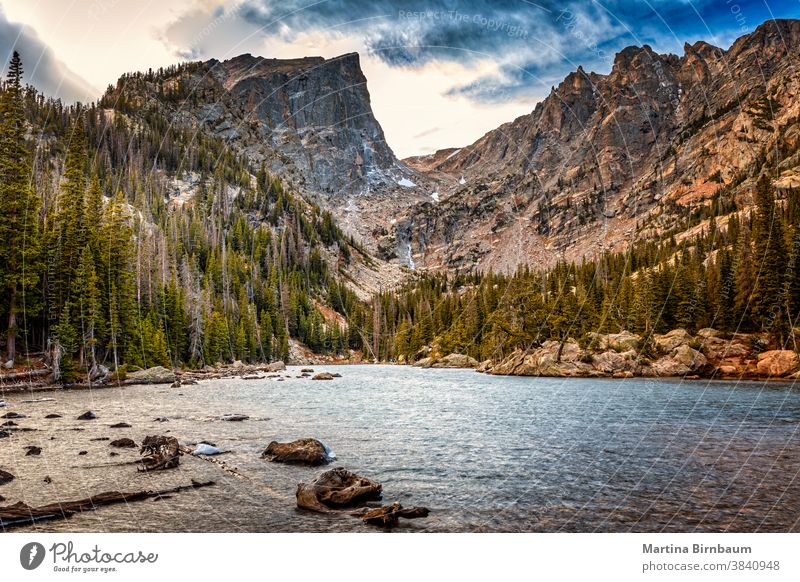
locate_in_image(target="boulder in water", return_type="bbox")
[127,366,176,385]
[267,361,286,372]
[25,446,42,456]
[296,467,382,512]
[76,411,97,420]
[312,372,334,380]
[262,438,331,465]
[45,413,62,419]
[431,353,479,368]
[109,422,131,428]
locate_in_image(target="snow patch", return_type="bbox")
[397,177,416,187]
[445,149,461,161]
[459,176,466,185]
[430,192,440,202]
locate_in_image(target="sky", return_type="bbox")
[1,0,799,157]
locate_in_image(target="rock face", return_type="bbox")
[652,345,707,377]
[487,329,762,378]
[103,53,428,251]
[394,20,800,274]
[262,438,331,465]
[756,350,800,377]
[296,467,382,513]
[127,366,175,384]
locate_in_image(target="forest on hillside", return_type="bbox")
[3,51,800,380]
[0,53,372,381]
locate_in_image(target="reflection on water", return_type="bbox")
[1,366,799,532]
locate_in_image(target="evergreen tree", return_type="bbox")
[0,51,41,362]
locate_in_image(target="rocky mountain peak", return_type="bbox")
[389,19,800,274]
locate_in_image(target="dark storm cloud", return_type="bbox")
[0,8,97,103]
[171,0,800,104]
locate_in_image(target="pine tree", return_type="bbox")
[0,51,41,362]
[751,175,788,340]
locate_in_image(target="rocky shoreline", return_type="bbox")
[3,328,799,394]
[479,329,800,381]
[0,360,343,394]
[413,328,800,382]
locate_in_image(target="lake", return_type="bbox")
[2,365,799,532]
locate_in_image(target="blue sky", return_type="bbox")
[2,0,799,155]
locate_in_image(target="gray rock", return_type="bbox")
[267,361,286,372]
[430,353,480,368]
[127,366,176,384]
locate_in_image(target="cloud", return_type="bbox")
[0,7,98,103]
[160,0,793,106]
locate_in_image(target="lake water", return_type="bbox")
[2,365,799,532]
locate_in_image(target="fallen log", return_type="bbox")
[179,445,248,480]
[0,480,215,529]
[354,503,430,527]
[0,369,51,383]
[296,467,383,513]
[139,435,180,471]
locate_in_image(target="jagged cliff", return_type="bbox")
[103,52,432,250]
[397,19,800,273]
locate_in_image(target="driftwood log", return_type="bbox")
[139,435,180,471]
[262,438,330,465]
[0,480,214,529]
[296,467,383,512]
[0,369,51,383]
[354,503,430,527]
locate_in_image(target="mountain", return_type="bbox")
[395,19,800,273]
[101,52,433,251]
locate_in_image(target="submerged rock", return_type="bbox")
[25,446,42,456]
[76,411,97,420]
[45,413,62,419]
[0,469,15,485]
[1,412,25,419]
[219,414,249,422]
[109,422,131,428]
[110,438,137,449]
[262,438,331,465]
[296,467,383,512]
